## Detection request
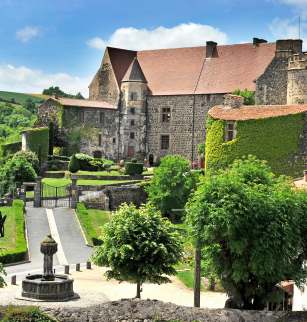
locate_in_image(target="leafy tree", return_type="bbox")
[145,155,200,215]
[68,154,79,173]
[232,88,255,105]
[14,150,39,174]
[75,92,85,99]
[23,100,36,114]
[6,114,31,128]
[186,156,307,310]
[90,203,184,298]
[49,121,54,155]
[0,103,13,117]
[42,86,85,99]
[0,246,7,287]
[12,107,33,119]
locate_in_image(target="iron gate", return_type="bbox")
[41,182,72,208]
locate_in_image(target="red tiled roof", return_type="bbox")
[281,281,293,294]
[55,97,117,110]
[208,104,307,121]
[107,42,276,96]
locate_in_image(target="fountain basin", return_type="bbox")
[18,274,77,301]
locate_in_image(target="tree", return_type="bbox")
[145,155,199,215]
[68,154,79,173]
[49,121,54,155]
[186,156,307,309]
[23,100,36,114]
[0,247,7,287]
[90,203,184,298]
[14,150,40,174]
[232,88,255,105]
[75,92,85,99]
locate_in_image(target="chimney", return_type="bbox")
[206,41,217,60]
[275,39,298,58]
[253,38,267,48]
[52,93,58,99]
[223,94,244,109]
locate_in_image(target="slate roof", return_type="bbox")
[106,42,276,96]
[208,104,307,121]
[122,57,147,83]
[54,97,117,110]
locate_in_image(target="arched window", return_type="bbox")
[93,151,102,159]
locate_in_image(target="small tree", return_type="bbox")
[232,88,255,105]
[90,203,184,298]
[68,154,79,173]
[146,155,199,215]
[186,156,307,309]
[49,121,54,156]
[13,150,39,174]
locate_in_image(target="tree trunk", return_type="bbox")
[136,281,141,299]
[194,249,201,307]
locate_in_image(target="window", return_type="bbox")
[79,110,84,122]
[131,93,137,101]
[161,135,169,150]
[131,108,135,115]
[100,112,105,124]
[205,94,211,102]
[93,151,102,158]
[98,134,102,146]
[227,124,234,142]
[113,138,116,143]
[162,108,171,123]
[130,120,135,126]
[130,132,135,139]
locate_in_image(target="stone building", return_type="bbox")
[38,38,307,165]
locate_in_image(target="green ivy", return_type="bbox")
[29,128,49,161]
[0,141,22,157]
[205,113,305,178]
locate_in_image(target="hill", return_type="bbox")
[0,91,48,105]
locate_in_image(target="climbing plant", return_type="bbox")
[29,127,49,161]
[205,113,305,178]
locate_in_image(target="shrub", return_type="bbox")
[111,165,120,171]
[0,200,27,263]
[131,158,137,163]
[101,158,115,165]
[103,161,113,171]
[68,154,79,173]
[153,158,161,167]
[76,203,102,246]
[125,162,143,175]
[51,165,58,171]
[75,153,93,162]
[13,150,39,174]
[119,160,125,167]
[89,160,103,169]
[75,153,94,171]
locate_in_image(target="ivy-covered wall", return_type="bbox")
[0,141,22,156]
[205,113,307,178]
[29,128,49,161]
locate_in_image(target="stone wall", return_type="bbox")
[146,94,224,163]
[1,299,296,322]
[77,180,142,192]
[107,185,148,210]
[255,57,288,105]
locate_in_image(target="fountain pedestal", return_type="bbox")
[16,234,78,302]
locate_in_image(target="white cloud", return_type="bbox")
[239,41,249,44]
[87,23,228,51]
[278,0,307,19]
[15,26,42,42]
[0,64,91,98]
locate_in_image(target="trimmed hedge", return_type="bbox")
[76,203,102,246]
[0,200,27,264]
[125,162,143,175]
[29,127,49,161]
[1,141,22,156]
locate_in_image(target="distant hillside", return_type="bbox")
[0,91,48,105]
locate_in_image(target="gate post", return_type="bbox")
[20,184,26,205]
[34,176,42,208]
[71,177,78,209]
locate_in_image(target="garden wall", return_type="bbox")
[42,172,148,180]
[107,185,148,210]
[1,298,297,322]
[77,180,142,193]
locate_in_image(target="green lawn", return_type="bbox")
[0,207,16,251]
[77,170,127,176]
[143,170,153,175]
[177,270,205,291]
[0,91,46,105]
[87,209,110,236]
[174,262,190,270]
[174,217,188,230]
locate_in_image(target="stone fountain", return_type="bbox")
[16,234,79,301]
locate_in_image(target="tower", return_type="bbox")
[120,57,147,158]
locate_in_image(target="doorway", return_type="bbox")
[201,158,205,169]
[149,154,154,166]
[128,146,134,157]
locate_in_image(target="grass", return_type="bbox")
[77,170,128,176]
[87,209,110,236]
[174,217,188,230]
[0,207,16,251]
[0,91,47,105]
[177,270,205,291]
[143,170,154,175]
[174,262,190,270]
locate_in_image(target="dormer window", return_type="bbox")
[131,93,137,101]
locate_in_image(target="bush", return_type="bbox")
[89,160,103,170]
[68,154,79,173]
[75,153,93,162]
[111,165,120,171]
[103,161,113,171]
[51,165,58,171]
[0,200,27,263]
[119,160,125,167]
[101,158,115,165]
[125,162,143,175]
[75,153,94,171]
[76,203,102,246]
[153,158,161,167]
[13,150,39,174]
[131,158,137,163]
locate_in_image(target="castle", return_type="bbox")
[37,38,307,167]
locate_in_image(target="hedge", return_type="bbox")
[1,141,22,156]
[0,200,27,264]
[29,127,49,161]
[125,162,143,175]
[76,203,102,246]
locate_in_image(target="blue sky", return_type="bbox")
[1,0,306,97]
